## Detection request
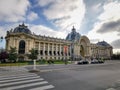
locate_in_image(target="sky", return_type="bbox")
[0,0,120,53]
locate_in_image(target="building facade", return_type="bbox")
[5,23,113,61]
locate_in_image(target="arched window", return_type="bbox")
[19,40,25,54]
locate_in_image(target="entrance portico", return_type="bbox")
[79,36,90,58]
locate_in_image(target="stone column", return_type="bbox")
[9,38,12,49]
[60,44,61,56]
[25,40,28,54]
[15,38,18,54]
[56,44,58,56]
[26,40,29,54]
[52,43,54,56]
[38,42,41,54]
[54,44,57,59]
[43,43,45,56]
[48,43,49,56]
[13,37,15,48]
[38,42,41,59]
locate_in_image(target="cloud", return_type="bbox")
[111,39,120,49]
[27,12,39,21]
[96,1,120,34]
[30,24,67,39]
[97,19,120,33]
[0,27,6,37]
[86,1,120,53]
[37,0,85,31]
[37,0,54,7]
[87,21,120,44]
[91,3,102,12]
[87,1,120,42]
[0,0,30,22]
[98,1,120,21]
[0,23,23,38]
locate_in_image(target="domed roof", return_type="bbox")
[66,26,81,42]
[13,23,31,34]
[97,41,111,47]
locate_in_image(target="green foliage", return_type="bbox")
[39,59,46,64]
[8,47,17,62]
[112,53,120,60]
[28,48,38,60]
[0,51,8,63]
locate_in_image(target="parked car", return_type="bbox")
[77,60,89,65]
[91,59,104,64]
[91,59,99,64]
[98,60,105,63]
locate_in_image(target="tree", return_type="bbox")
[0,51,8,63]
[112,53,120,60]
[8,47,17,62]
[28,48,38,61]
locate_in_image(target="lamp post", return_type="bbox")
[0,36,3,42]
[33,59,36,70]
[0,36,4,49]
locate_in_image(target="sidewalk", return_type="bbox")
[106,80,120,90]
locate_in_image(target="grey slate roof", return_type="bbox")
[66,26,81,42]
[13,23,31,34]
[96,41,111,47]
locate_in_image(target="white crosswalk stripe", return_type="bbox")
[0,73,37,78]
[0,76,42,83]
[29,85,55,90]
[0,78,44,87]
[0,74,40,80]
[0,67,54,90]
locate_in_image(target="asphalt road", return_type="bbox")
[25,60,120,90]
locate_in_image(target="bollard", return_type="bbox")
[33,60,36,70]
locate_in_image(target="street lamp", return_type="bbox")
[0,36,3,42]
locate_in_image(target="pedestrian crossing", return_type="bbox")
[0,67,54,90]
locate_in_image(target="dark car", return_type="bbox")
[98,60,105,63]
[91,59,104,64]
[77,60,89,65]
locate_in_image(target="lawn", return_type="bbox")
[0,60,72,66]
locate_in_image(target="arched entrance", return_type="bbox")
[80,45,85,57]
[19,40,25,54]
[79,36,90,58]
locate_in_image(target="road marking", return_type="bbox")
[0,72,30,75]
[0,71,29,74]
[0,74,40,80]
[29,85,55,90]
[0,72,37,78]
[1,81,48,90]
[0,76,41,83]
[0,78,44,87]
[106,88,116,90]
[0,67,55,90]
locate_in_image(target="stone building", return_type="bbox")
[5,23,113,61]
